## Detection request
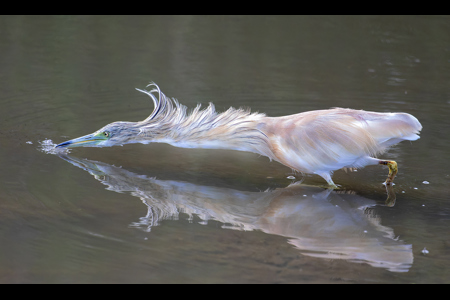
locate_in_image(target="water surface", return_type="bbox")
[1,15,449,283]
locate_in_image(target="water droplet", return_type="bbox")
[421,247,429,255]
[414,187,418,190]
[38,139,70,155]
[26,141,33,144]
[286,175,295,180]
[422,181,429,184]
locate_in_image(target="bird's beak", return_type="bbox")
[56,133,105,148]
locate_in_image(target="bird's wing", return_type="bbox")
[262,108,421,173]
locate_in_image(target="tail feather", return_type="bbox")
[366,112,422,149]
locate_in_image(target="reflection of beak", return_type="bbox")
[56,133,103,148]
[58,154,106,177]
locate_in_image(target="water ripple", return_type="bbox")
[38,139,71,155]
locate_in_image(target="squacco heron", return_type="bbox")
[57,83,422,187]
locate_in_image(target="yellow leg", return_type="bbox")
[379,160,398,185]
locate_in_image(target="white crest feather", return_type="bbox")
[134,83,272,157]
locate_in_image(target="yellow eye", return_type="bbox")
[103,131,110,137]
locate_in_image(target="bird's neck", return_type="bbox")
[137,108,276,159]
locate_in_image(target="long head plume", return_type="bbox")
[134,82,191,138]
[135,83,186,125]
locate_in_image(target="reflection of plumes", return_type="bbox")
[58,155,413,272]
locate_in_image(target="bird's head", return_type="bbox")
[56,121,141,148]
[56,83,189,149]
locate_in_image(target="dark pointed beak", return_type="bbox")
[56,133,103,148]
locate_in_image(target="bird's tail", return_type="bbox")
[366,112,422,149]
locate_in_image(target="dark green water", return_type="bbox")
[1,15,449,283]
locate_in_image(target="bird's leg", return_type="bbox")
[379,160,398,185]
[317,172,339,189]
[328,182,339,189]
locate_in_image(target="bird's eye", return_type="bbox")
[103,131,110,137]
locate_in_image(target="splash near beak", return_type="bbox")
[56,133,105,148]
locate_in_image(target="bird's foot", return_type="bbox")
[379,160,398,185]
[327,183,340,189]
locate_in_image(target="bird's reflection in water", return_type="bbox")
[58,154,411,273]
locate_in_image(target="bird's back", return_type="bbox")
[260,108,422,174]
